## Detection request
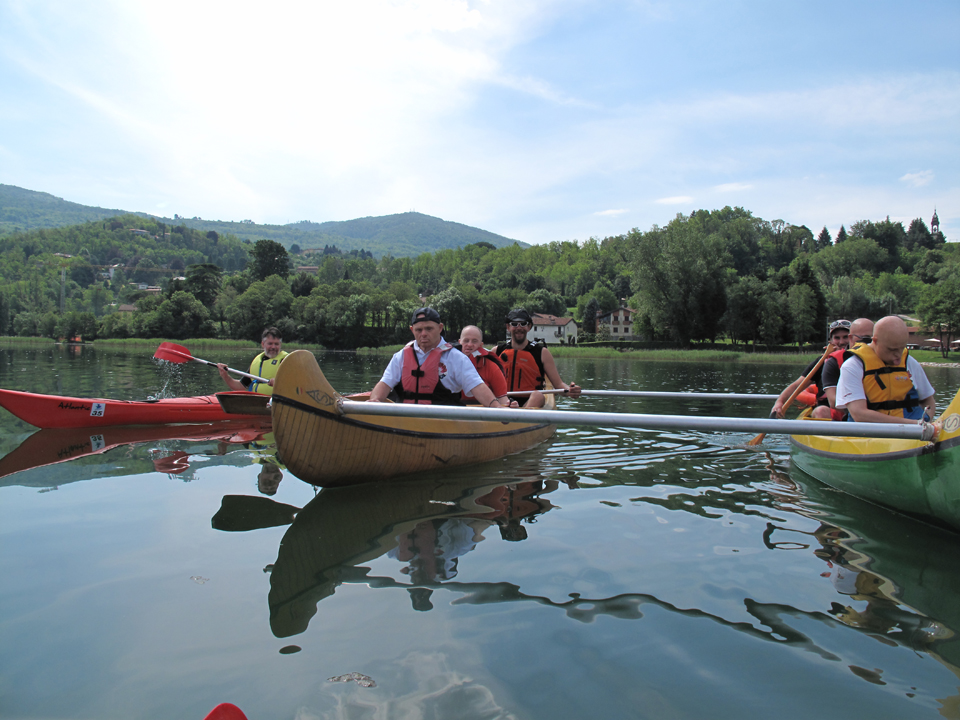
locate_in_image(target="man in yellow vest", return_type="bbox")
[217,326,288,395]
[836,316,941,440]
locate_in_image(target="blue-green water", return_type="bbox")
[1,345,959,720]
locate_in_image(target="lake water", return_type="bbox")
[2,345,959,720]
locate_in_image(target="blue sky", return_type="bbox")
[1,0,957,245]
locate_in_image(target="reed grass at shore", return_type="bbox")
[2,337,954,366]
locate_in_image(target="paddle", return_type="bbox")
[746,343,835,446]
[154,342,269,384]
[507,390,779,401]
[336,398,929,441]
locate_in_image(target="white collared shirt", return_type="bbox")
[378,339,485,395]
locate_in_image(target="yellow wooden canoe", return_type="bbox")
[270,350,557,487]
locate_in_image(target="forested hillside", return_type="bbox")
[0,184,143,234]
[0,205,956,351]
[0,184,522,258]
[169,212,523,257]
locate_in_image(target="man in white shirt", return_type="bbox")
[368,307,500,407]
[836,316,940,438]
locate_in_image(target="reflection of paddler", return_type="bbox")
[267,476,557,638]
[472,481,553,541]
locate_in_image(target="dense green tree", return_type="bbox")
[787,284,818,346]
[816,227,832,251]
[723,276,764,345]
[185,263,223,307]
[226,275,295,341]
[526,288,567,318]
[835,226,847,244]
[581,297,600,334]
[917,272,960,358]
[248,239,291,281]
[629,217,729,344]
[290,272,318,298]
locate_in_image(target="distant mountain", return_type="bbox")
[161,212,523,257]
[0,184,524,258]
[0,184,147,233]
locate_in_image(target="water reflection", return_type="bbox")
[0,419,273,486]
[766,459,960,698]
[216,452,960,699]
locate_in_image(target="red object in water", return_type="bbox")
[0,388,264,429]
[203,703,249,720]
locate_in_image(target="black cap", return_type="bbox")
[410,307,442,325]
[506,308,532,324]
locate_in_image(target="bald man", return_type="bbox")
[836,316,940,437]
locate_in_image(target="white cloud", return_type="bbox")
[714,182,752,192]
[594,209,629,216]
[900,170,934,187]
[654,196,693,205]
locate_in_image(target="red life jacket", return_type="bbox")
[496,342,545,392]
[461,347,507,402]
[394,343,462,405]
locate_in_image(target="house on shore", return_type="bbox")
[528,313,578,345]
[597,306,638,340]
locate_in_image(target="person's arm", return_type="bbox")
[481,360,517,406]
[820,358,841,409]
[771,376,806,418]
[217,363,248,392]
[823,387,837,409]
[540,348,581,398]
[920,394,936,421]
[466,382,500,407]
[368,381,393,403]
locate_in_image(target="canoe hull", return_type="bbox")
[271,350,556,487]
[790,388,960,531]
[0,388,265,428]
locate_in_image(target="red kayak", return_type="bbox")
[0,388,267,429]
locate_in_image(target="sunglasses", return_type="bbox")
[829,320,851,330]
[509,321,530,327]
[852,335,872,343]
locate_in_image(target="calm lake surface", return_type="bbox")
[1,345,959,720]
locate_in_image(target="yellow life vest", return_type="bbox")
[249,351,288,395]
[849,344,921,419]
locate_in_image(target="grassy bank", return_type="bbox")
[358,343,957,366]
[2,337,955,366]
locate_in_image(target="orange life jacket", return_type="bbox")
[496,342,546,392]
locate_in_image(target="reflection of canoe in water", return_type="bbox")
[0,387,267,428]
[779,468,960,683]
[0,419,272,480]
[790,387,960,531]
[266,471,553,638]
[270,350,556,487]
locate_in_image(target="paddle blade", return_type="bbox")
[746,433,766,446]
[203,704,249,720]
[154,342,193,363]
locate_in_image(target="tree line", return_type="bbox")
[0,207,956,352]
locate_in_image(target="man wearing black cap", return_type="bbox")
[368,307,501,406]
[496,308,581,408]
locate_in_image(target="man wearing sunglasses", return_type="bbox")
[496,308,581,408]
[817,318,874,419]
[770,319,851,419]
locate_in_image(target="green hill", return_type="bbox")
[0,184,524,258]
[0,184,147,233]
